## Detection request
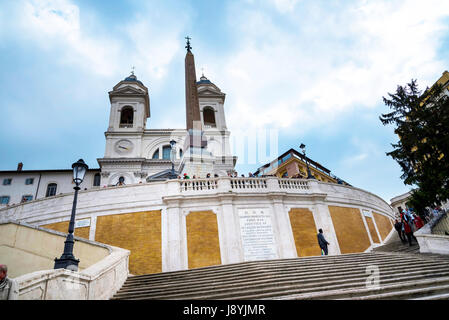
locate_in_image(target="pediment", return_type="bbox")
[198,87,225,96]
[110,85,146,96]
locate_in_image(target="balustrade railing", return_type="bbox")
[230,178,268,190]
[179,179,218,191]
[432,211,449,236]
[278,178,309,190]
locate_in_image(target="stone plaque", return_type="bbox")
[362,210,372,218]
[75,218,90,228]
[238,209,278,261]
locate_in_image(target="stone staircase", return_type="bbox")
[372,231,420,254]
[112,248,449,300]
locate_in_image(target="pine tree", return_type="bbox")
[380,79,449,215]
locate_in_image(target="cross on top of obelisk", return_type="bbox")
[185,36,192,52]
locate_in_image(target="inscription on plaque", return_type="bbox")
[75,218,90,228]
[238,209,278,261]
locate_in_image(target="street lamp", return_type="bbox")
[168,140,177,179]
[54,159,88,271]
[299,143,315,179]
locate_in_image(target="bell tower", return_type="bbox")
[106,72,150,132]
[97,72,150,186]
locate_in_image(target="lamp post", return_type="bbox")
[299,143,315,179]
[169,140,177,179]
[54,159,88,271]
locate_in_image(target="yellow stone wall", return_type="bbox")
[95,210,162,275]
[289,208,321,257]
[373,212,393,241]
[365,216,380,244]
[41,221,90,240]
[186,211,221,269]
[328,206,371,254]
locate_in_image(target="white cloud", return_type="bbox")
[219,0,449,135]
[18,0,121,76]
[10,0,187,80]
[270,0,300,13]
[123,14,186,82]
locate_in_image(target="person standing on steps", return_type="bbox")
[317,229,330,255]
[394,219,406,243]
[402,217,417,246]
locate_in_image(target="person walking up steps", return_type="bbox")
[317,229,330,255]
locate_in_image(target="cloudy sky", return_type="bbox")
[1,0,449,202]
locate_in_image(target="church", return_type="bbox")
[0,38,236,207]
[0,40,396,300]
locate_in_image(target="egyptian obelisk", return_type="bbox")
[180,37,214,177]
[184,37,202,132]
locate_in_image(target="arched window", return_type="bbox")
[93,173,101,186]
[117,176,125,186]
[179,149,183,159]
[120,106,134,127]
[46,183,57,197]
[152,149,159,159]
[203,107,216,128]
[162,146,171,160]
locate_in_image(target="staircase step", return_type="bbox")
[114,269,449,300]
[115,262,449,297]
[112,250,449,300]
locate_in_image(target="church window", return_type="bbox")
[46,183,57,197]
[21,195,33,203]
[3,178,12,185]
[25,178,34,185]
[0,196,10,204]
[203,107,216,128]
[162,146,171,160]
[179,149,183,158]
[152,149,159,159]
[120,106,134,128]
[93,173,101,186]
[117,176,125,186]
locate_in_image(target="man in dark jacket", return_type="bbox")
[317,229,330,255]
[394,219,406,243]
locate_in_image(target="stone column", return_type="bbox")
[220,196,242,264]
[165,200,185,271]
[271,196,297,259]
[89,215,97,241]
[312,201,341,255]
[360,210,374,245]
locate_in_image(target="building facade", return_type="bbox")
[253,148,349,185]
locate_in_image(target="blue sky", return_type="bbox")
[1,0,449,203]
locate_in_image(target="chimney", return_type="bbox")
[17,162,23,171]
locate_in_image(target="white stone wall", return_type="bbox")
[0,177,395,272]
[0,171,100,208]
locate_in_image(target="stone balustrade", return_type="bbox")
[0,177,393,226]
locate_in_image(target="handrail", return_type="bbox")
[431,211,449,236]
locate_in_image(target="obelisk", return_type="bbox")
[180,37,213,177]
[184,36,201,132]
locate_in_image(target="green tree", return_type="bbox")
[380,79,449,215]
